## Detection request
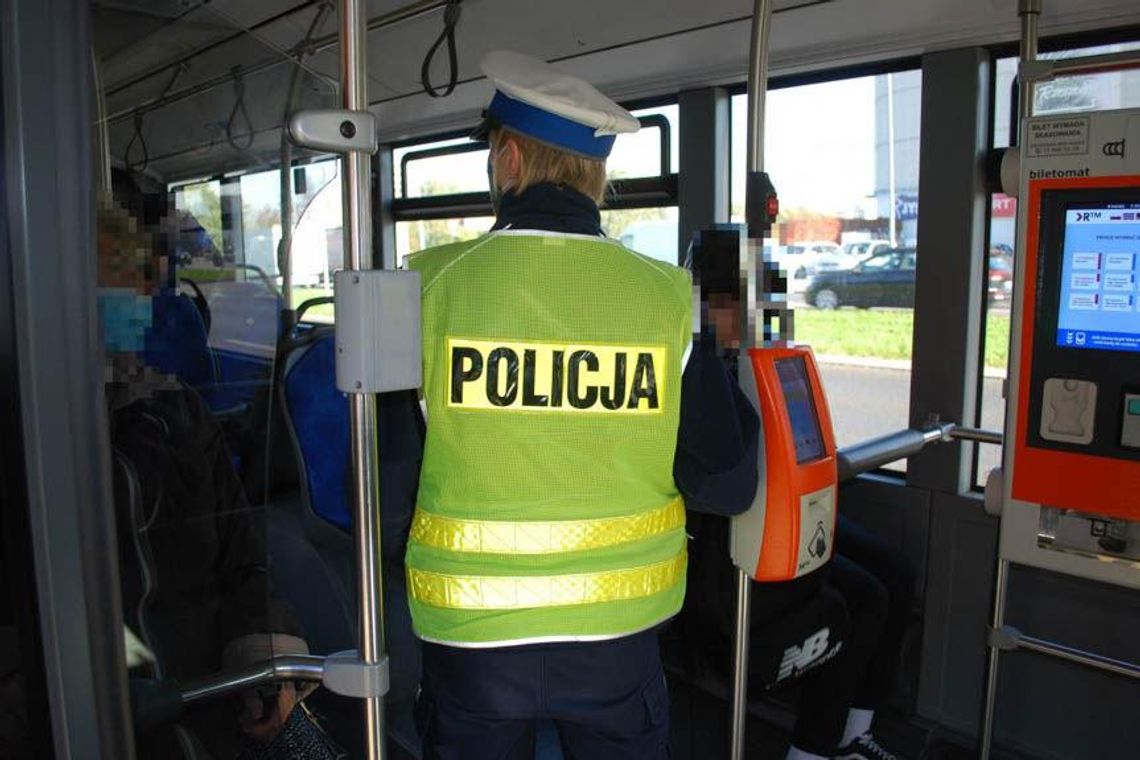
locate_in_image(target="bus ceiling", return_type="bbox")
[93,0,1140,184]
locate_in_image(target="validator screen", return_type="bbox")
[775,356,825,464]
[1055,203,1140,352]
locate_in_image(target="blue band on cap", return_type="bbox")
[486,91,616,160]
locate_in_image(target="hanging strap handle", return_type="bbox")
[226,66,255,151]
[421,0,463,98]
[124,111,149,172]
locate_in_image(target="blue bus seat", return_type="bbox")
[141,291,252,416]
[278,328,422,756]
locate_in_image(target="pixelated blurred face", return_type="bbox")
[708,292,741,350]
[97,204,162,354]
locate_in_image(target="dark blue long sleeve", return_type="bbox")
[673,337,760,516]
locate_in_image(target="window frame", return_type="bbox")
[390,111,680,223]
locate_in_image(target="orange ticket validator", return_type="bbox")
[732,345,839,582]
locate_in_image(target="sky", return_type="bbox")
[730,78,876,217]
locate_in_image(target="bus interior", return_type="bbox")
[2,0,1139,758]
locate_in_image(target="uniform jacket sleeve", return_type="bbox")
[673,335,760,516]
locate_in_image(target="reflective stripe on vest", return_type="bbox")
[408,551,687,610]
[410,497,684,555]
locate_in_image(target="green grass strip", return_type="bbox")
[794,308,1010,370]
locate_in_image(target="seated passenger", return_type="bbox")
[97,196,337,759]
[822,516,916,760]
[686,511,914,760]
[691,258,915,760]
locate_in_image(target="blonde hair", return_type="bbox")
[491,128,609,205]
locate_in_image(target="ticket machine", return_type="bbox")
[980,101,1140,755]
[997,107,1140,583]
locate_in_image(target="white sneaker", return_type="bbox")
[833,733,902,760]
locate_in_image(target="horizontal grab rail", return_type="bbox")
[837,424,1003,482]
[181,654,326,706]
[949,426,1004,446]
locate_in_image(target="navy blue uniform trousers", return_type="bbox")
[415,630,670,760]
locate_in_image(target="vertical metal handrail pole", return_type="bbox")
[339,0,387,758]
[1017,0,1041,128]
[744,0,772,191]
[978,558,1010,759]
[731,2,773,759]
[729,568,753,759]
[979,6,1040,758]
[91,47,112,193]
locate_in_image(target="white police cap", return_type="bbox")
[472,50,639,160]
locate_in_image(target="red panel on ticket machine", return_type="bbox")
[1010,174,1140,521]
[733,346,839,581]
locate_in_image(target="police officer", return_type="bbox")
[405,50,758,759]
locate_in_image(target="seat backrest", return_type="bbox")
[280,331,352,531]
[142,292,218,390]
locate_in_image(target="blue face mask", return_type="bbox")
[97,288,153,353]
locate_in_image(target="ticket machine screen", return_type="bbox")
[776,356,825,463]
[1055,202,1140,353]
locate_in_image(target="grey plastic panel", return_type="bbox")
[289,109,378,154]
[334,269,422,393]
[917,492,999,736]
[323,650,390,699]
[840,475,932,599]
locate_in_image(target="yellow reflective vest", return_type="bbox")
[406,230,691,646]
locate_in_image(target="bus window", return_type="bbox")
[393,106,680,265]
[604,208,679,265]
[397,215,496,263]
[731,69,923,467]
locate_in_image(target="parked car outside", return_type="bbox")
[988,254,1013,304]
[805,247,917,309]
[785,240,842,279]
[839,239,893,267]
